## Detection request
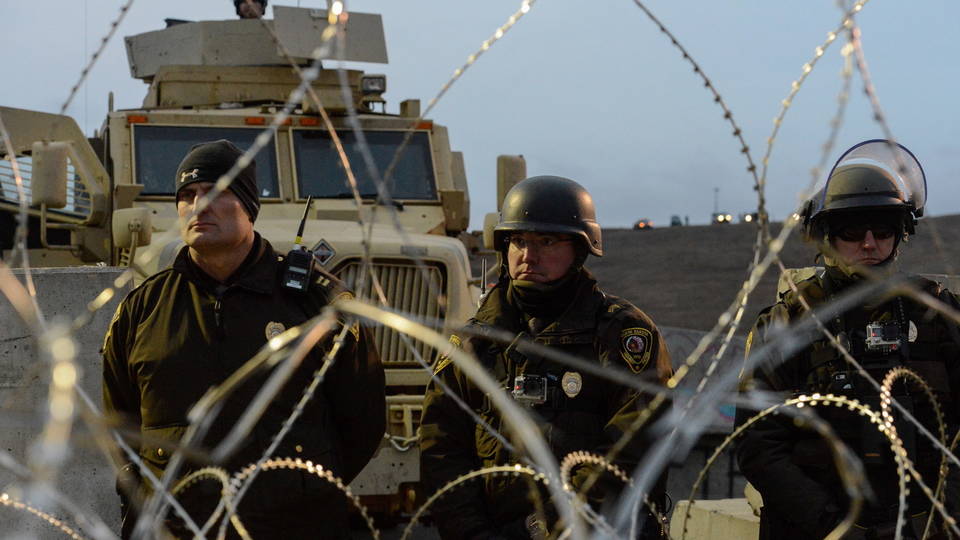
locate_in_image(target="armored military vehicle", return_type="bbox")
[0,7,525,518]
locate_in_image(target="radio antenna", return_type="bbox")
[294,196,313,250]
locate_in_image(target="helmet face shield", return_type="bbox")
[820,139,927,216]
[804,139,926,239]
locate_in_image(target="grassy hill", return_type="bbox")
[469,214,960,335]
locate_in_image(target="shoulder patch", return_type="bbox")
[434,334,462,375]
[333,291,354,303]
[620,327,653,374]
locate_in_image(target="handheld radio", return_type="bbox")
[282,196,315,292]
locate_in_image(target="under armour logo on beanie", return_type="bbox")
[174,139,260,221]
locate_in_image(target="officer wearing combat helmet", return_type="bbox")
[736,140,960,539]
[420,176,673,539]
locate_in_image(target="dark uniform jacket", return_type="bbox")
[102,234,385,538]
[736,268,960,540]
[420,269,673,540]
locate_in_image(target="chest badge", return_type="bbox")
[908,320,918,342]
[562,371,582,398]
[265,321,286,340]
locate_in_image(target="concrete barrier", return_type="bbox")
[669,498,759,540]
[0,267,128,538]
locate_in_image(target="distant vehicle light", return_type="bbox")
[633,218,653,230]
[712,212,733,225]
[744,214,753,223]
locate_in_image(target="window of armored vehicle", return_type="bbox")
[133,126,280,197]
[292,130,438,200]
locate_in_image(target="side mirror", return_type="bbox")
[496,154,526,211]
[482,212,499,250]
[112,207,153,248]
[440,151,470,234]
[30,141,69,209]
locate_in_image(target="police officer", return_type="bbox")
[102,140,385,538]
[736,140,960,539]
[420,176,673,539]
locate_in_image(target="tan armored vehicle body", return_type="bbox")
[0,7,526,515]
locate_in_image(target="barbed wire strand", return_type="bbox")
[607,275,910,534]
[678,395,881,540]
[136,314,338,538]
[337,298,586,538]
[0,492,87,540]
[666,27,856,523]
[57,1,134,118]
[378,0,536,201]
[2,1,958,537]
[211,321,351,538]
[72,380,205,538]
[773,255,960,473]
[0,447,114,540]
[772,265,960,536]
[0,112,46,331]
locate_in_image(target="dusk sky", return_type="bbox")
[4,1,958,228]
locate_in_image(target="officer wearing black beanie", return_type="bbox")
[104,139,385,538]
[175,139,260,222]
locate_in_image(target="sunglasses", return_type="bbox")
[834,223,897,242]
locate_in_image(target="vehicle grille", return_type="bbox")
[0,155,92,220]
[335,260,444,367]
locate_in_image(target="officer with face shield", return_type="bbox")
[736,140,960,539]
[419,176,673,539]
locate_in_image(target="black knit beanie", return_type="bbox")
[174,140,260,221]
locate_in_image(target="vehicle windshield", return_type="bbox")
[133,125,280,197]
[292,129,437,200]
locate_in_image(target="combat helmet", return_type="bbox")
[494,176,603,257]
[801,139,926,242]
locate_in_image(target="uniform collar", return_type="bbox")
[474,268,603,335]
[173,232,278,294]
[535,268,603,334]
